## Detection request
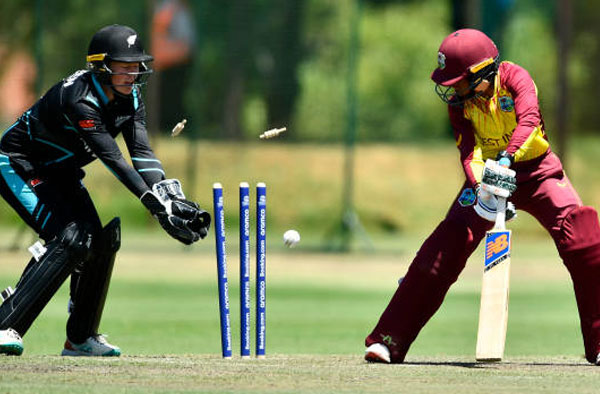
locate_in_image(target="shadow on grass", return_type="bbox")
[403,361,483,369]
[402,360,588,368]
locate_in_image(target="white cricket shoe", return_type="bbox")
[0,328,24,356]
[61,334,121,357]
[365,343,391,363]
[596,353,600,366]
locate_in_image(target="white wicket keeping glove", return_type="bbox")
[152,179,211,239]
[140,191,203,245]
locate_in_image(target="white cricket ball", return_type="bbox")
[283,229,301,248]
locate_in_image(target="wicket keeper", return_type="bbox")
[365,28,600,365]
[0,24,211,356]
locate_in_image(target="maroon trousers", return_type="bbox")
[366,152,600,363]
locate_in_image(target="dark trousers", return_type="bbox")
[0,155,103,340]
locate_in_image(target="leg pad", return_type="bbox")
[0,222,93,335]
[67,217,120,343]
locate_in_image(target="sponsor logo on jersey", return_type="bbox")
[499,96,514,112]
[63,70,87,87]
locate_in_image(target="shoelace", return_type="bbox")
[6,329,22,341]
[91,334,109,346]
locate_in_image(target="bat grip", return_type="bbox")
[495,197,506,230]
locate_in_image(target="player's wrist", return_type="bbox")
[495,150,514,167]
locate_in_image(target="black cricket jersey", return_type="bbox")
[1,70,164,197]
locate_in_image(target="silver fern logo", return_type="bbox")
[126,34,137,48]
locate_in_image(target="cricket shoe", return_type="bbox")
[0,328,24,356]
[596,353,600,366]
[61,334,121,357]
[365,343,391,363]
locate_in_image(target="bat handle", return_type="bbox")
[495,197,507,230]
[494,158,511,230]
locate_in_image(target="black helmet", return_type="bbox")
[86,24,153,85]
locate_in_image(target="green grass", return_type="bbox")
[1,355,599,394]
[0,270,581,358]
[0,231,593,392]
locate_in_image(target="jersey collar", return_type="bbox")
[90,74,110,106]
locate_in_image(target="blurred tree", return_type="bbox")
[501,1,557,144]
[151,0,197,133]
[193,0,306,140]
[451,0,480,28]
[31,0,147,91]
[223,0,252,139]
[187,1,228,139]
[570,2,600,135]
[1,0,596,144]
[318,0,450,142]
[0,0,37,123]
[481,0,514,54]
[363,0,412,5]
[0,0,35,74]
[555,0,571,163]
[262,0,305,134]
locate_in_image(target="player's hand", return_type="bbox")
[174,203,211,239]
[152,179,211,239]
[481,159,517,198]
[474,186,517,222]
[152,178,187,200]
[171,200,211,239]
[155,211,201,245]
[495,150,514,168]
[140,191,202,245]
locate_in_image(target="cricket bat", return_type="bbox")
[476,196,511,362]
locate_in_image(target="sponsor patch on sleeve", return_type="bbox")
[29,178,43,187]
[78,119,95,129]
[499,96,515,112]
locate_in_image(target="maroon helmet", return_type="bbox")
[431,29,499,104]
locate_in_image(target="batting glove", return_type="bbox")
[474,185,517,222]
[481,159,517,198]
